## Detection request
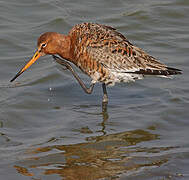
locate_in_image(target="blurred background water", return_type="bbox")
[0,0,189,179]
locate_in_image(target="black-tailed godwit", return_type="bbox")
[10,23,182,104]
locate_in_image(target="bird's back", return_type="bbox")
[68,23,181,85]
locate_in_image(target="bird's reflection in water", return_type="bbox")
[100,102,109,135]
[102,102,108,120]
[13,123,176,180]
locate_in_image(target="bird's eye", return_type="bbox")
[41,43,47,48]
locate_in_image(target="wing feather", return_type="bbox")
[70,23,182,76]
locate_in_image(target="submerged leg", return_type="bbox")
[53,55,95,94]
[102,83,108,103]
[102,83,108,118]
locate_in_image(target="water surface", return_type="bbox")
[0,0,189,179]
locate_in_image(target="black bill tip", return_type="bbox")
[10,70,23,82]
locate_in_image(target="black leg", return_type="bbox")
[102,83,108,116]
[102,83,108,103]
[53,55,95,94]
[53,55,110,115]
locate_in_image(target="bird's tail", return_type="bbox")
[166,67,182,75]
[127,67,182,76]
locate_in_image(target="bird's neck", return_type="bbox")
[57,34,72,61]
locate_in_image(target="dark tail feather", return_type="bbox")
[127,67,182,76]
[166,67,182,75]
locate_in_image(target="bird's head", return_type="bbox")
[10,32,70,82]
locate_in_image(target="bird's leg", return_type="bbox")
[102,83,108,118]
[102,83,108,103]
[53,55,95,94]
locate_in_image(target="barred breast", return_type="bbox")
[68,23,181,86]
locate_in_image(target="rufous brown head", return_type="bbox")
[10,32,66,82]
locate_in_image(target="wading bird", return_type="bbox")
[10,23,182,105]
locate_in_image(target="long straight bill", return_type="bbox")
[10,50,41,82]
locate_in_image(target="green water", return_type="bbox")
[0,0,189,179]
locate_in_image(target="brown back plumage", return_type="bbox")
[68,23,181,85]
